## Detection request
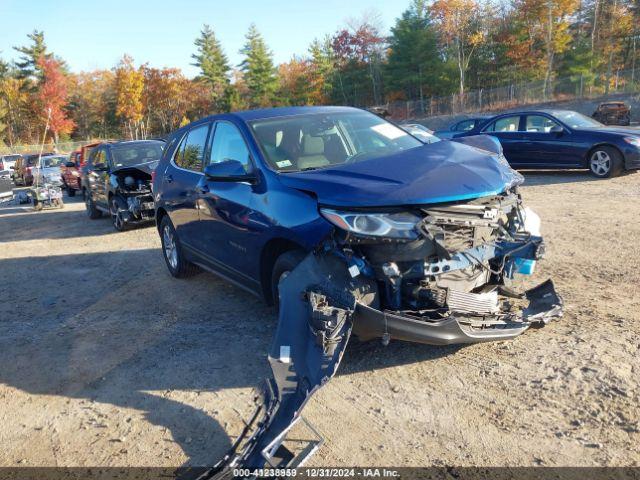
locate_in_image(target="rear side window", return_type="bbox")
[485,116,521,132]
[174,124,210,172]
[208,121,251,171]
[455,120,475,131]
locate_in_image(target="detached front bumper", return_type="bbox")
[353,279,563,345]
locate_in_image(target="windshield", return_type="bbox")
[552,111,603,128]
[403,125,441,144]
[41,156,66,168]
[111,142,164,167]
[250,111,423,172]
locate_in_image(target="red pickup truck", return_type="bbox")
[60,142,100,196]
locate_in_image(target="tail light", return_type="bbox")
[151,169,156,184]
[27,166,32,175]
[0,161,4,170]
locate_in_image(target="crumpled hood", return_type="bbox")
[111,160,158,176]
[278,141,523,208]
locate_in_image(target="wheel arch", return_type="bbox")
[259,238,308,305]
[155,207,168,233]
[584,143,625,168]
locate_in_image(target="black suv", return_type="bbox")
[83,140,164,231]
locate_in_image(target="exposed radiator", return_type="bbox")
[446,288,499,315]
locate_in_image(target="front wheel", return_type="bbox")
[85,191,102,219]
[589,147,623,178]
[271,250,307,312]
[110,195,128,231]
[159,216,200,278]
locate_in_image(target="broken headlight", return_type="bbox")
[320,208,420,239]
[624,137,640,148]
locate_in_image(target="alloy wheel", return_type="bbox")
[590,150,611,176]
[163,225,178,269]
[111,199,124,230]
[85,195,93,216]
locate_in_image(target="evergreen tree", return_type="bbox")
[191,25,231,111]
[239,24,277,108]
[308,37,335,103]
[13,30,51,81]
[385,0,441,101]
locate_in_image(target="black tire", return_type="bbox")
[33,198,42,211]
[588,146,624,178]
[110,195,129,232]
[271,250,307,312]
[67,185,76,197]
[85,191,102,219]
[159,215,200,278]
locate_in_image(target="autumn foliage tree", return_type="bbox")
[114,55,144,139]
[36,56,74,144]
[431,0,486,98]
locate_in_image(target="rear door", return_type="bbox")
[160,122,211,247]
[482,115,526,166]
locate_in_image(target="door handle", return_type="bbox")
[196,184,209,194]
[165,174,173,183]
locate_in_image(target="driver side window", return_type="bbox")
[92,149,107,170]
[485,116,522,132]
[525,115,560,133]
[208,121,251,172]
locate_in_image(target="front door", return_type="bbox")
[519,114,583,167]
[194,120,258,287]
[87,148,109,208]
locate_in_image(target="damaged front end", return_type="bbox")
[202,188,562,475]
[326,189,564,345]
[110,166,156,226]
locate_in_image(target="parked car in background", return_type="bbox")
[58,142,102,197]
[31,154,66,186]
[84,140,164,231]
[401,123,441,144]
[434,116,490,139]
[1,154,21,179]
[592,101,631,126]
[457,109,640,178]
[12,153,54,186]
[60,150,83,196]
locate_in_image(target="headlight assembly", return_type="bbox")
[624,137,640,148]
[320,209,421,239]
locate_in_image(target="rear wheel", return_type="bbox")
[271,250,307,312]
[67,184,76,197]
[589,146,623,178]
[159,215,200,278]
[85,191,102,219]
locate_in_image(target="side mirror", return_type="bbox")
[65,161,76,168]
[549,125,564,134]
[204,159,256,183]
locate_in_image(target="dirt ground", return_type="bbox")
[0,171,639,468]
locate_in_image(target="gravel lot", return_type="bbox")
[0,171,638,467]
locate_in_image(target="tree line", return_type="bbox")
[1,0,638,146]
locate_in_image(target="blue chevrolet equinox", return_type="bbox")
[154,106,562,345]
